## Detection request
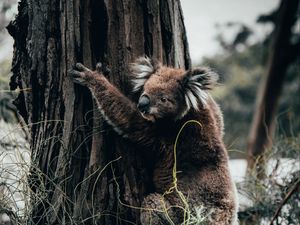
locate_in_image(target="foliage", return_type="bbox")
[0,121,29,225]
[0,1,17,24]
[0,59,18,123]
[0,0,18,123]
[202,29,300,158]
[237,136,300,225]
[0,120,210,225]
[1,124,298,225]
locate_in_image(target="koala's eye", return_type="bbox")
[160,97,167,103]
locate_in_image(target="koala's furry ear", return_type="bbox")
[182,67,219,111]
[129,56,160,92]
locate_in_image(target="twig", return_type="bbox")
[0,140,26,149]
[269,179,300,225]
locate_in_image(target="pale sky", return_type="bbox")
[1,0,280,63]
[181,0,280,63]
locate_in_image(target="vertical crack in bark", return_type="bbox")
[142,1,153,57]
[159,0,173,65]
[89,0,108,168]
[177,0,191,70]
[90,0,108,64]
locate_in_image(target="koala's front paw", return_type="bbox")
[68,63,92,86]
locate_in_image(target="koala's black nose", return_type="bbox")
[138,95,150,113]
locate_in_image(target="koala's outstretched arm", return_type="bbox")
[69,63,155,146]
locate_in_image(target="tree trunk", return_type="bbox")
[246,0,299,177]
[7,0,190,224]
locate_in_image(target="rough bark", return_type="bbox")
[7,0,190,224]
[246,0,299,176]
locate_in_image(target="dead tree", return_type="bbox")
[247,0,300,176]
[7,0,190,224]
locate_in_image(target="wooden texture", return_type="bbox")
[7,0,190,224]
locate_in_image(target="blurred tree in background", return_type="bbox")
[247,0,299,176]
[0,0,16,35]
[203,0,300,159]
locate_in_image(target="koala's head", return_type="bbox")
[130,57,218,122]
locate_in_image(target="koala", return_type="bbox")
[69,57,238,225]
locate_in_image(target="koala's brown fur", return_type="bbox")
[69,57,238,225]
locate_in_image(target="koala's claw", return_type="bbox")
[75,63,91,72]
[96,63,102,72]
[69,69,84,77]
[96,62,110,76]
[68,69,87,85]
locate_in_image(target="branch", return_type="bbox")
[0,140,28,149]
[269,179,300,225]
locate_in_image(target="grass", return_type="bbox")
[237,136,300,225]
[0,119,299,225]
